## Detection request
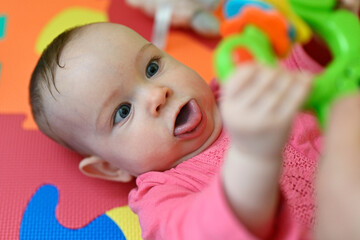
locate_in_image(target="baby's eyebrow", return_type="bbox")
[96,88,121,132]
[135,42,154,63]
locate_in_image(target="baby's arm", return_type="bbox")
[220,64,312,238]
[316,94,360,240]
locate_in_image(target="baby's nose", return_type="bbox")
[147,86,172,117]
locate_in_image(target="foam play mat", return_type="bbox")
[0,1,218,239]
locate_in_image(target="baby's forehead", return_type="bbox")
[43,26,134,110]
[59,23,146,68]
[46,23,148,112]
[69,23,142,48]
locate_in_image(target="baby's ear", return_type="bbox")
[79,156,133,182]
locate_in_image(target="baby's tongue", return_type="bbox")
[174,100,201,136]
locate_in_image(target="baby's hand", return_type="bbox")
[220,64,312,157]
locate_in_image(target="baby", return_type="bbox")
[30,22,318,239]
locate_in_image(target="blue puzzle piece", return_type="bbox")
[224,0,272,18]
[0,15,6,82]
[0,15,7,39]
[20,185,126,240]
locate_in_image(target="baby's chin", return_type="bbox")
[177,113,222,166]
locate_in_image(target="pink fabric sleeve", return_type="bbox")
[129,171,308,240]
[279,112,322,231]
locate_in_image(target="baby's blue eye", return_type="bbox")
[114,103,131,124]
[146,60,159,78]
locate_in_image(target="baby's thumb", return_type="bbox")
[191,10,220,37]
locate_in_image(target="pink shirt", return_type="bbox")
[129,45,323,240]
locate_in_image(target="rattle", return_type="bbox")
[214,0,360,128]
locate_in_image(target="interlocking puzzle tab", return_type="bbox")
[0,14,7,83]
[0,15,6,40]
[20,185,129,240]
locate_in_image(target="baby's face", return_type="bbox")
[43,23,222,176]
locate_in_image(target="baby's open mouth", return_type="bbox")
[174,99,202,136]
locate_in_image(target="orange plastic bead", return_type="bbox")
[233,47,254,64]
[220,6,291,58]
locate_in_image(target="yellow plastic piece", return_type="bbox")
[36,7,108,54]
[262,0,312,43]
[106,206,143,240]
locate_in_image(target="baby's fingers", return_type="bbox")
[224,64,302,110]
[222,63,259,99]
[254,68,293,113]
[276,71,312,119]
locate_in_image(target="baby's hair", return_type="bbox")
[29,25,84,150]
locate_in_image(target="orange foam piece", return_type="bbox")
[233,47,254,64]
[166,31,214,84]
[220,6,291,58]
[0,0,110,130]
[213,1,225,24]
